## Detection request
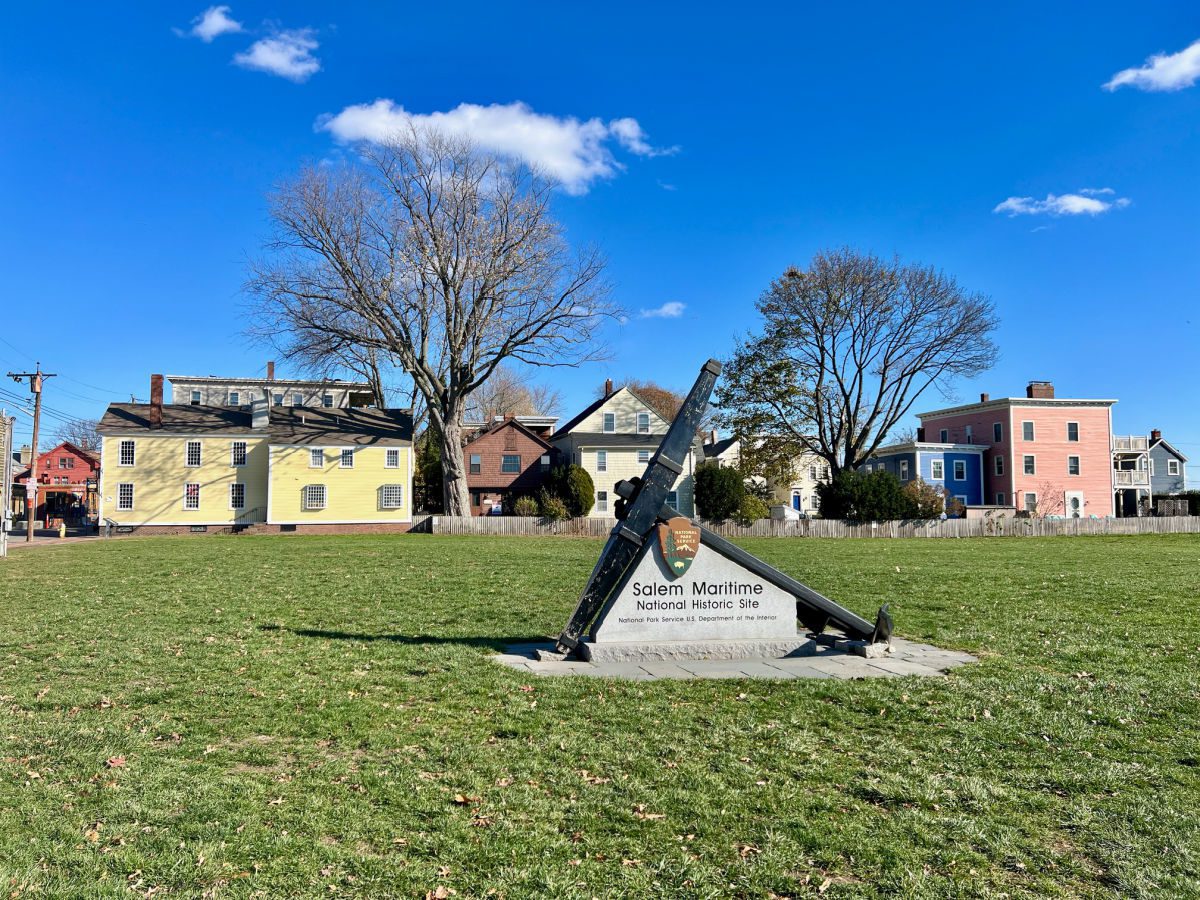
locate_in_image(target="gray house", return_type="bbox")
[1149,429,1188,496]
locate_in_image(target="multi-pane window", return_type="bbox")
[117,483,134,510]
[1022,421,1035,441]
[190,390,201,405]
[61,457,74,469]
[293,393,303,406]
[931,460,944,479]
[1024,492,1037,513]
[899,460,910,480]
[231,441,247,467]
[380,484,404,508]
[993,423,1003,442]
[953,460,966,480]
[596,450,607,472]
[386,448,400,468]
[637,450,651,464]
[230,483,245,509]
[1068,456,1080,476]
[1023,455,1036,475]
[636,412,650,434]
[304,484,327,510]
[809,465,818,480]
[119,440,136,466]
[1168,460,1181,476]
[596,490,609,513]
[322,395,334,408]
[469,454,481,474]
[309,448,324,468]
[995,456,1004,476]
[340,448,355,468]
[939,429,948,442]
[501,455,521,473]
[229,391,240,406]
[184,483,200,510]
[667,490,679,508]
[1067,422,1079,442]
[603,412,615,433]
[273,393,284,406]
[185,441,202,467]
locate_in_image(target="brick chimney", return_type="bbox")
[149,374,163,428]
[1026,381,1055,399]
[710,429,719,445]
[980,392,989,402]
[604,378,614,397]
[1150,429,1162,443]
[266,360,275,381]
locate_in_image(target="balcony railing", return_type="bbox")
[1112,435,1148,452]
[1113,470,1150,487]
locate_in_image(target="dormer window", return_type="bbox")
[229,391,240,406]
[190,390,201,405]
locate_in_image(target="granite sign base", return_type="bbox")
[581,638,811,663]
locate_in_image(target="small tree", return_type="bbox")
[536,488,569,521]
[903,477,945,519]
[817,469,916,521]
[511,495,539,517]
[694,462,746,521]
[735,493,770,526]
[548,464,595,517]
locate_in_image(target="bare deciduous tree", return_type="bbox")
[54,417,101,451]
[718,247,998,479]
[247,128,614,514]
[463,363,563,423]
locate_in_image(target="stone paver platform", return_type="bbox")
[494,636,976,681]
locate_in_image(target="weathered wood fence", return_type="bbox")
[422,515,1200,539]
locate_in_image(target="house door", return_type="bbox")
[1064,490,1084,519]
[792,492,801,510]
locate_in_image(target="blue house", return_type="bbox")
[1148,429,1188,497]
[866,441,988,511]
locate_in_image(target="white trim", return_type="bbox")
[596,449,607,472]
[953,459,966,481]
[385,448,400,468]
[97,435,107,521]
[101,432,264,440]
[916,397,1117,419]
[270,517,414,525]
[339,447,355,469]
[266,443,274,521]
[1066,421,1080,442]
[1021,420,1035,442]
[230,440,248,467]
[1023,491,1038,513]
[309,448,324,468]
[1067,455,1081,476]
[116,482,135,511]
[185,440,202,467]
[229,482,246,510]
[602,412,616,433]
[118,439,136,467]
[1023,454,1036,476]
[183,482,201,510]
[1168,459,1181,476]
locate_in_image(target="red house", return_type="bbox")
[13,441,101,526]
[463,418,557,515]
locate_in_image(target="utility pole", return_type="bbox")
[7,366,56,542]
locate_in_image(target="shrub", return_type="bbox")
[734,493,770,526]
[1178,490,1200,516]
[536,489,569,521]
[903,477,945,519]
[694,461,746,521]
[511,495,539,517]
[816,468,916,521]
[548,464,595,517]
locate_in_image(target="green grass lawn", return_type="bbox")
[1,534,1198,899]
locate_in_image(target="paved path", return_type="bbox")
[494,636,976,681]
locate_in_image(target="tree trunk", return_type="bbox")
[439,416,472,516]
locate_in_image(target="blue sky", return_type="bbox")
[2,4,1198,476]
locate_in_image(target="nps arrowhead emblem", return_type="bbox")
[657,516,700,579]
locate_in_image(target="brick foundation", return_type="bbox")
[104,522,414,537]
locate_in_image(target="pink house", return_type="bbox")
[917,382,1116,517]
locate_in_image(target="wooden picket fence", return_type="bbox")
[423,514,1200,539]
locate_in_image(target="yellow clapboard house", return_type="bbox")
[97,379,413,535]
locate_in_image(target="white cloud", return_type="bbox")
[639,301,686,319]
[181,5,243,41]
[993,190,1131,217]
[1104,38,1200,92]
[318,100,673,194]
[234,29,320,82]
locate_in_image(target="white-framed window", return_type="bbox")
[183,483,200,510]
[190,390,201,405]
[1023,455,1036,475]
[1168,459,1181,476]
[379,484,404,509]
[995,492,1005,506]
[229,483,245,510]
[596,490,609,513]
[939,429,948,443]
[309,448,324,468]
[636,412,650,434]
[540,454,551,471]
[993,422,1003,443]
[117,483,134,510]
[322,394,334,408]
[900,459,910,481]
[931,460,944,479]
[953,460,966,481]
[231,441,247,467]
[185,441,202,467]
[1022,421,1035,441]
[273,393,284,407]
[809,465,818,481]
[118,440,136,467]
[1068,455,1080,476]
[965,425,973,442]
[340,448,355,468]
[229,391,240,406]
[292,393,303,406]
[667,490,679,508]
[596,450,607,472]
[1024,492,1037,513]
[501,454,520,473]
[385,448,400,468]
[603,412,615,433]
[994,456,1004,476]
[638,449,650,464]
[1067,422,1079,442]
[469,453,481,474]
[304,484,327,510]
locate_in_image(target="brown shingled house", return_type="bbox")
[463,417,557,515]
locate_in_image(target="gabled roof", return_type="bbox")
[98,404,413,446]
[703,436,738,459]
[1150,437,1189,462]
[551,386,670,439]
[99,404,251,434]
[464,417,553,451]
